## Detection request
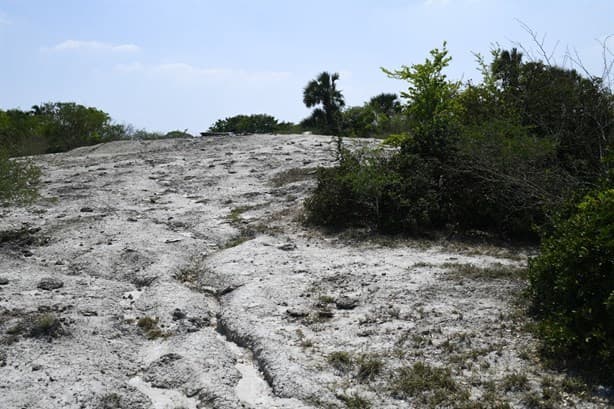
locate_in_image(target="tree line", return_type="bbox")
[0,102,190,157]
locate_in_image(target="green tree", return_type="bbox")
[0,109,46,156]
[303,71,345,135]
[208,114,289,134]
[382,42,462,158]
[368,93,401,116]
[33,102,114,152]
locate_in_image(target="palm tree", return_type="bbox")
[303,72,345,135]
[492,48,523,91]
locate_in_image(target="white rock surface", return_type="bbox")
[0,135,608,408]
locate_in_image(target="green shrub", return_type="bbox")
[528,188,614,381]
[0,149,40,204]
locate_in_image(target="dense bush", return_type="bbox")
[341,93,408,138]
[305,43,612,241]
[528,188,614,381]
[1,102,132,156]
[0,149,40,204]
[209,114,297,134]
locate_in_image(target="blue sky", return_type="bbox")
[1,0,612,134]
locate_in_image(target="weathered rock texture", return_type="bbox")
[0,135,609,408]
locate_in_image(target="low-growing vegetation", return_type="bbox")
[442,263,527,281]
[0,149,40,204]
[136,316,169,340]
[391,361,468,406]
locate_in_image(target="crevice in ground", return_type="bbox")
[215,314,276,393]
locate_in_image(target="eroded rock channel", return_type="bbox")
[0,135,609,408]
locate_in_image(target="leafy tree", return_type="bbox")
[382,42,462,158]
[491,47,523,93]
[341,93,405,138]
[488,49,614,179]
[341,106,377,138]
[209,114,289,134]
[0,109,46,156]
[303,72,345,135]
[33,102,114,152]
[368,93,401,116]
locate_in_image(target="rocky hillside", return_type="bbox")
[0,135,608,408]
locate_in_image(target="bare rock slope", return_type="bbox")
[0,135,608,408]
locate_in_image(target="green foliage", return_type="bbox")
[489,49,613,180]
[305,148,414,232]
[164,130,193,138]
[303,71,345,135]
[307,43,612,241]
[0,148,40,204]
[528,188,614,381]
[383,42,462,158]
[341,94,407,138]
[1,102,132,156]
[383,132,411,147]
[209,114,293,134]
[34,102,115,152]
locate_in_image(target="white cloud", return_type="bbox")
[47,40,140,53]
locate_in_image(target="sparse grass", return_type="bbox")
[227,206,252,224]
[328,351,353,374]
[222,233,253,249]
[97,393,122,409]
[0,150,41,205]
[29,313,63,338]
[560,376,588,395]
[270,167,317,187]
[501,372,529,392]
[356,354,383,382]
[440,332,472,354]
[442,262,527,281]
[173,262,201,286]
[391,362,469,407]
[337,393,372,409]
[5,313,64,340]
[318,295,335,304]
[137,316,169,340]
[412,261,434,268]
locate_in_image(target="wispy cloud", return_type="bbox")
[46,40,140,53]
[115,61,291,83]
